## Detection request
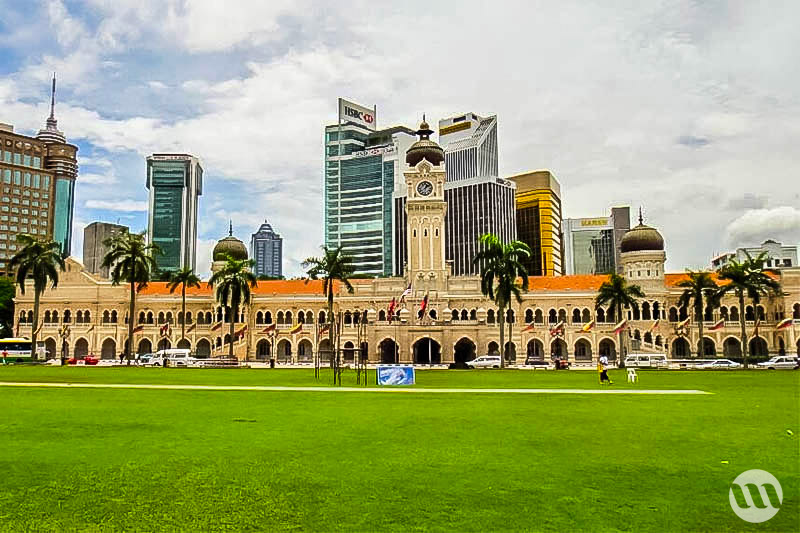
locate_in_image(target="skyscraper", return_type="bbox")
[438,112,498,182]
[324,99,416,276]
[83,221,129,278]
[0,76,78,275]
[563,207,630,275]
[508,170,563,276]
[146,154,202,273]
[251,221,283,278]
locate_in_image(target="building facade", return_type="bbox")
[15,125,800,363]
[712,240,798,270]
[563,207,631,275]
[0,80,78,274]
[83,222,129,278]
[324,108,416,276]
[146,154,203,273]
[250,221,282,278]
[438,112,499,183]
[508,170,563,276]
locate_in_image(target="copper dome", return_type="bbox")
[213,236,248,261]
[620,223,664,253]
[406,118,445,167]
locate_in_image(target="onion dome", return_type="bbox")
[406,117,445,167]
[620,209,665,253]
[213,222,248,261]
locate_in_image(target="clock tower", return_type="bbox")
[404,119,448,290]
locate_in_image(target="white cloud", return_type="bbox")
[726,207,800,248]
[85,199,148,211]
[78,172,117,185]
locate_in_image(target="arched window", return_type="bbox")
[451,310,459,321]
[103,310,110,324]
[52,310,59,323]
[470,309,477,320]
[535,309,544,324]
[147,312,154,324]
[429,309,437,320]
[158,312,165,324]
[793,303,800,319]
[506,309,515,323]
[344,311,352,325]
[525,309,534,323]
[597,308,606,323]
[730,306,739,322]
[26,310,33,323]
[461,309,468,321]
[558,309,567,323]
[632,306,641,321]
[165,312,172,324]
[582,308,591,323]
[256,311,263,324]
[298,312,305,324]
[668,307,678,322]
[756,306,765,321]
[652,302,660,320]
[64,310,73,323]
[317,310,325,324]
[306,311,314,324]
[379,310,387,321]
[548,309,557,324]
[644,332,652,344]
[44,311,51,323]
[745,306,755,321]
[703,306,713,322]
[642,302,651,321]
[487,310,495,324]
[572,308,581,324]
[138,311,146,324]
[720,306,728,320]
[84,310,91,323]
[185,312,192,324]
[284,311,292,325]
[277,311,284,325]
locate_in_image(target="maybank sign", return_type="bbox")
[580,218,609,227]
[339,98,376,131]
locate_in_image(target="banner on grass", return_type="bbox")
[376,365,415,386]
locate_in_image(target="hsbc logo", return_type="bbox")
[344,106,374,124]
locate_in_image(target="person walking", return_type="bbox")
[599,355,613,385]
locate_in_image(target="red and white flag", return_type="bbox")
[522,322,535,333]
[612,319,628,335]
[775,317,792,330]
[708,319,724,331]
[419,293,429,314]
[647,319,660,333]
[387,297,397,323]
[400,284,412,303]
[260,323,276,334]
[549,321,565,336]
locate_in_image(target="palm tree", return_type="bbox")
[676,270,720,358]
[101,231,160,362]
[717,252,781,368]
[302,245,354,383]
[473,233,531,369]
[10,234,65,360]
[168,266,201,346]
[208,255,256,359]
[595,273,645,367]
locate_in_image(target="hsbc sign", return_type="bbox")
[339,98,377,131]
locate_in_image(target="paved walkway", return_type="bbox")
[0,382,710,394]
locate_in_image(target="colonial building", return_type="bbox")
[13,124,800,363]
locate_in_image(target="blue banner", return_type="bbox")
[376,365,415,386]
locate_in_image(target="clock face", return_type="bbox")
[416,180,433,196]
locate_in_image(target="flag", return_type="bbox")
[235,325,247,339]
[260,323,276,334]
[612,319,628,335]
[289,323,303,335]
[400,283,412,303]
[549,321,565,336]
[753,318,761,336]
[776,317,792,330]
[34,321,43,336]
[708,319,725,331]
[581,319,595,333]
[186,323,196,333]
[319,323,330,336]
[159,323,170,337]
[86,324,94,333]
[522,322,535,333]
[132,325,144,333]
[647,319,660,333]
[211,322,222,331]
[419,293,429,314]
[676,317,690,331]
[387,297,396,323]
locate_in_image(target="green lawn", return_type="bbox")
[0,368,797,531]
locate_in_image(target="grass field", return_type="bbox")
[0,367,797,531]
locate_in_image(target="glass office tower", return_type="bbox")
[146,154,202,273]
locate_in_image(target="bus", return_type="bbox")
[0,338,47,363]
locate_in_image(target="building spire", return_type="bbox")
[229,220,233,236]
[49,73,56,120]
[638,206,643,225]
[36,72,66,144]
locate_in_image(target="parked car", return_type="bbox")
[757,356,799,370]
[468,355,502,369]
[139,349,194,367]
[525,358,551,368]
[67,356,99,365]
[696,359,741,369]
[624,354,668,368]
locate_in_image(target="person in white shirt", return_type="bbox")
[599,355,613,385]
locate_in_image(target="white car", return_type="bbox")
[757,356,799,370]
[468,355,502,369]
[696,359,741,369]
[624,354,668,368]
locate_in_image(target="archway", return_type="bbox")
[574,338,592,361]
[749,337,768,357]
[413,338,441,364]
[74,338,89,358]
[343,341,355,363]
[318,339,332,364]
[277,339,292,362]
[138,338,153,355]
[256,339,271,360]
[777,337,785,356]
[379,338,398,364]
[526,338,544,359]
[454,337,476,363]
[44,337,57,360]
[598,338,616,360]
[723,337,741,357]
[487,341,499,355]
[298,339,313,362]
[504,342,516,363]
[157,338,171,351]
[550,338,567,359]
[702,337,716,357]
[797,338,800,356]
[101,338,116,360]
[672,337,690,358]
[196,339,211,358]
[177,339,191,350]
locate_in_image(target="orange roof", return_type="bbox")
[665,270,778,288]
[139,279,335,296]
[525,274,607,292]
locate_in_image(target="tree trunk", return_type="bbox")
[128,280,135,364]
[499,304,506,369]
[229,305,236,360]
[696,296,704,358]
[738,291,749,368]
[328,284,334,372]
[181,284,186,345]
[617,302,624,368]
[31,289,41,360]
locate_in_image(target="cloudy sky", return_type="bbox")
[1,0,798,278]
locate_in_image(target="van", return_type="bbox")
[140,349,192,367]
[624,353,668,369]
